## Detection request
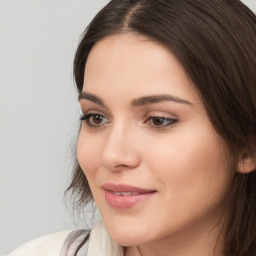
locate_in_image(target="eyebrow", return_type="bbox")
[79,92,106,107]
[79,92,193,107]
[131,95,193,106]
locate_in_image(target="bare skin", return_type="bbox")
[77,33,232,256]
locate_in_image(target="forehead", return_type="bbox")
[83,33,199,104]
[85,33,180,74]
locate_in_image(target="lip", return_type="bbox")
[102,183,156,209]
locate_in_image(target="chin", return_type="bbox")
[109,232,146,247]
[103,219,152,247]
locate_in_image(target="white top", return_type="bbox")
[6,230,71,256]
[6,222,124,256]
[87,222,123,256]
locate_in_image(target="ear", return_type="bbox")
[237,152,256,174]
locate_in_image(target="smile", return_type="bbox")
[112,192,141,196]
[102,183,156,209]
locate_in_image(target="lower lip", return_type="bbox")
[104,190,156,209]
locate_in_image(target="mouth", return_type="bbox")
[111,191,142,196]
[102,183,157,209]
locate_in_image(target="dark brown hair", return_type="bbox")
[67,0,256,255]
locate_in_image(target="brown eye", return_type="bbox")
[146,116,177,128]
[80,113,110,127]
[152,117,166,126]
[91,115,104,124]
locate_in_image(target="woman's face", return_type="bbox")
[77,34,232,249]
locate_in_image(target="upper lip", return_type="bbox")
[102,183,156,193]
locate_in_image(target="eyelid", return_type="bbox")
[79,98,110,112]
[79,102,112,118]
[144,111,178,120]
[79,106,107,117]
[143,111,178,129]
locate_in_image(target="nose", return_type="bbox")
[101,123,140,172]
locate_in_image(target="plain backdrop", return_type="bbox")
[0,0,255,255]
[0,1,108,255]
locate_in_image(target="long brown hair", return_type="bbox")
[67,1,256,255]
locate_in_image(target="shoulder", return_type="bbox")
[6,230,72,256]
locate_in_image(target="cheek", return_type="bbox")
[142,126,229,194]
[77,131,101,177]
[141,130,231,232]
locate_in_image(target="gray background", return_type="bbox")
[0,1,108,255]
[0,0,255,255]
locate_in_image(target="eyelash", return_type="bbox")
[80,113,178,129]
[145,116,177,128]
[80,113,110,127]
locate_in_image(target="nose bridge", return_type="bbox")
[101,119,139,170]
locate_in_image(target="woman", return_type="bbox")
[7,0,256,255]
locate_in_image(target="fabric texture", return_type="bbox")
[6,222,124,256]
[60,222,124,256]
[87,222,124,256]
[6,230,71,256]
[60,229,89,256]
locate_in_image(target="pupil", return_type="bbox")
[93,115,103,124]
[153,117,164,125]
